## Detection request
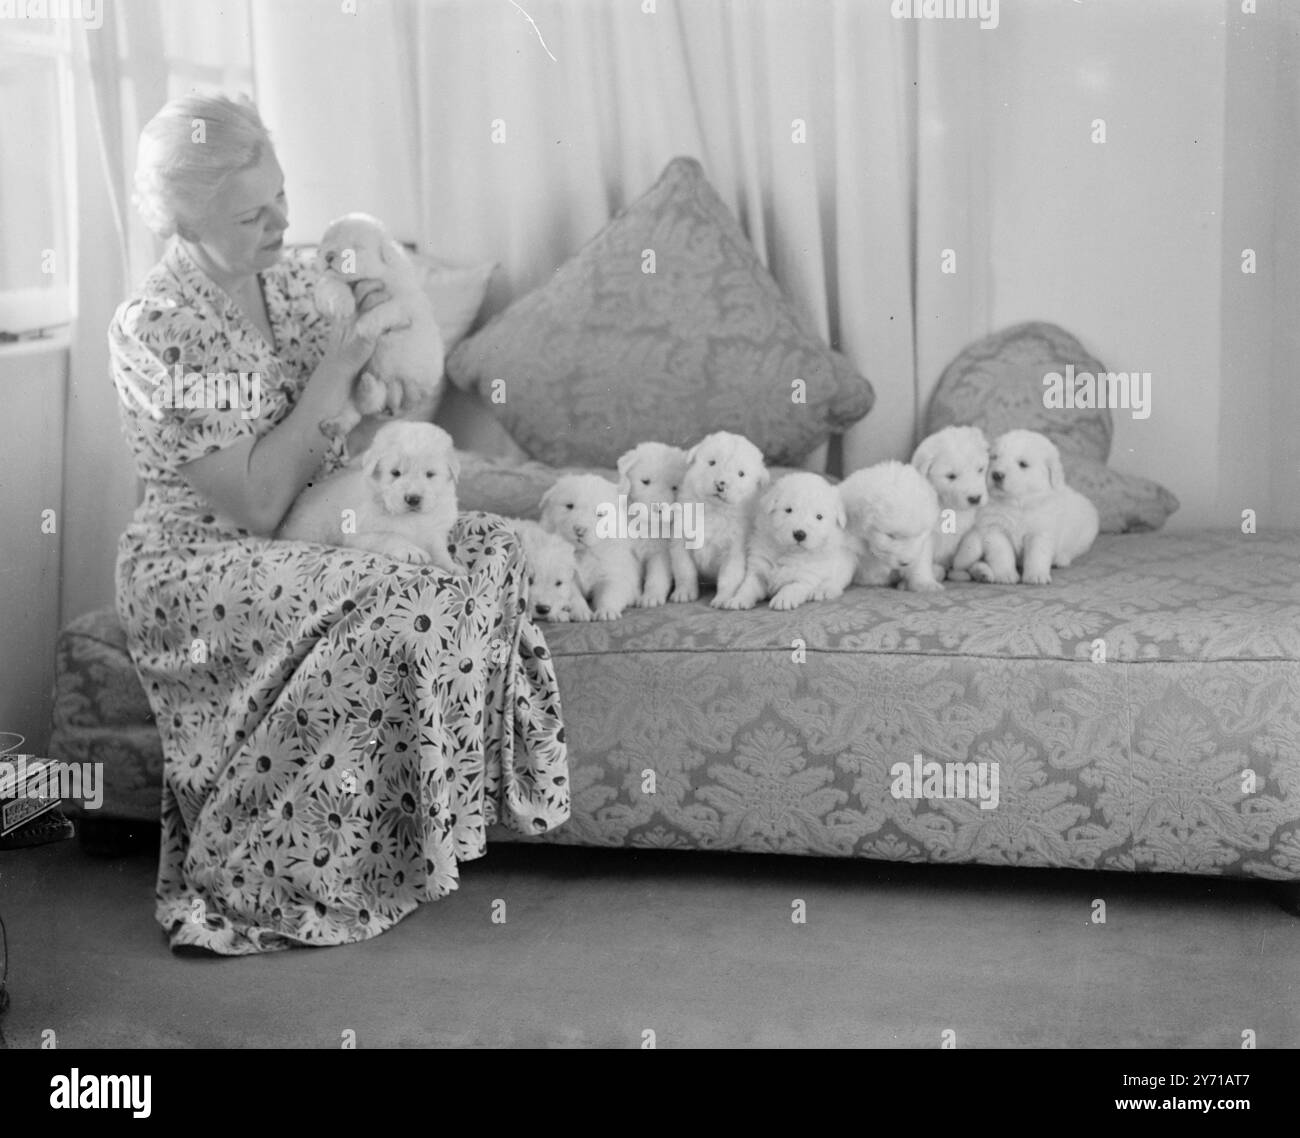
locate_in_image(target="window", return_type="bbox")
[0,14,75,338]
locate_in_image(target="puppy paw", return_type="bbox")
[970,561,1018,585]
[716,594,756,611]
[769,593,806,611]
[1021,568,1052,586]
[636,591,669,609]
[905,577,944,593]
[387,540,432,564]
[593,607,624,621]
[670,586,699,604]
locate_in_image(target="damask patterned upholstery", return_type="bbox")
[50,531,1300,880]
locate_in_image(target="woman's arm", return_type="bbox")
[178,283,397,536]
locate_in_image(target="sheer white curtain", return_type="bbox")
[76,0,1292,626]
[249,0,923,469]
[64,0,258,622]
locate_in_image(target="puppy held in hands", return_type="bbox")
[615,441,690,608]
[911,425,989,579]
[314,212,445,439]
[276,421,460,571]
[719,473,857,611]
[838,461,943,592]
[539,474,640,621]
[674,431,770,607]
[510,519,590,623]
[952,429,1099,585]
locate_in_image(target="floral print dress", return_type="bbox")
[110,242,569,955]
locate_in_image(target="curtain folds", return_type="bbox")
[73,1,1288,627]
[248,0,922,468]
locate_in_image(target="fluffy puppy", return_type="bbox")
[314,212,445,439]
[719,473,856,611]
[277,421,459,570]
[911,425,989,577]
[539,474,640,620]
[952,429,1100,585]
[510,519,590,622]
[838,461,943,592]
[615,441,689,608]
[674,431,770,607]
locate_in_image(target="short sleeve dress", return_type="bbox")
[110,241,569,955]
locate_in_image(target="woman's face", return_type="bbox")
[184,148,288,279]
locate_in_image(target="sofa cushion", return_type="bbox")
[52,608,154,727]
[924,321,1179,532]
[445,156,875,469]
[926,321,1113,461]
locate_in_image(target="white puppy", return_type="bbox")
[952,429,1100,585]
[539,474,640,621]
[314,213,445,439]
[510,519,590,623]
[277,421,459,570]
[838,461,943,592]
[615,441,690,608]
[719,473,856,611]
[674,431,770,607]
[911,425,989,578]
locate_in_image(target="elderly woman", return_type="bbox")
[110,94,569,955]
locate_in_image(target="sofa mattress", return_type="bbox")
[494,530,1300,879]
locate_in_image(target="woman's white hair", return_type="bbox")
[132,93,273,240]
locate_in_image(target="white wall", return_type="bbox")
[962,0,1228,528]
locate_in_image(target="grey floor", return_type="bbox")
[2,838,1297,1048]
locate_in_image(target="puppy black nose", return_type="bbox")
[714,481,727,493]
[792,529,806,543]
[967,494,983,505]
[991,470,1004,483]
[535,604,550,616]
[404,493,423,508]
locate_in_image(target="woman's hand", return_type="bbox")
[177,280,415,536]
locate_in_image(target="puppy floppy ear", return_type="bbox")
[615,451,636,496]
[911,437,936,478]
[756,462,772,489]
[359,442,388,480]
[445,450,461,486]
[538,484,557,513]
[379,238,405,268]
[1047,451,1066,490]
[833,495,848,529]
